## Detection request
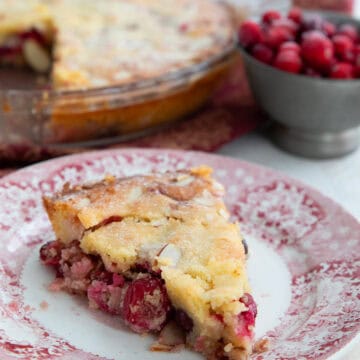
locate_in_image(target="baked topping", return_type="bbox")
[0,0,234,88]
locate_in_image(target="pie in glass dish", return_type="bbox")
[40,166,257,359]
[0,0,236,143]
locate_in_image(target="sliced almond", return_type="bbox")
[127,186,142,202]
[23,39,51,73]
[194,190,215,206]
[218,208,229,219]
[174,175,194,187]
[157,243,181,267]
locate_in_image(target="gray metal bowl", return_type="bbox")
[240,12,360,158]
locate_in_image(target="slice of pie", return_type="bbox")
[40,166,257,359]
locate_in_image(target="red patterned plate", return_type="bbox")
[0,148,359,360]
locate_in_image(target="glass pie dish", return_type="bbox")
[0,0,239,163]
[0,44,236,160]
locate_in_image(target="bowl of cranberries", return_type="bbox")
[238,8,360,158]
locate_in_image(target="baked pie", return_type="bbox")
[40,166,257,359]
[0,0,236,143]
[0,0,234,88]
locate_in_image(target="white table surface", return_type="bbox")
[218,133,360,359]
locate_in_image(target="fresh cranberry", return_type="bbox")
[39,241,62,267]
[265,26,294,49]
[301,31,334,72]
[236,293,257,338]
[338,24,358,42]
[272,18,299,35]
[322,21,336,37]
[330,62,354,79]
[280,41,301,54]
[239,21,264,48]
[262,10,281,25]
[354,65,360,78]
[343,50,355,64]
[175,309,194,332]
[274,50,302,74]
[251,43,273,64]
[123,276,171,333]
[333,34,354,61]
[288,7,303,24]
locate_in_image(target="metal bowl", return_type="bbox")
[240,12,360,158]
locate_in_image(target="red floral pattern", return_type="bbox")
[0,149,359,359]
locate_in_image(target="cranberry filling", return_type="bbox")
[19,28,48,46]
[40,240,171,333]
[0,27,51,72]
[39,241,63,267]
[123,276,170,333]
[40,240,257,341]
[0,45,22,57]
[237,293,258,338]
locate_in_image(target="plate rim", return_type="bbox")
[0,147,359,359]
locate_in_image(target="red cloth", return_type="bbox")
[293,0,354,14]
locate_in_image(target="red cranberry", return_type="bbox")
[322,21,336,37]
[343,50,355,64]
[123,276,171,333]
[338,24,358,42]
[280,41,301,54]
[240,293,257,318]
[175,309,194,332]
[354,65,360,78]
[288,7,303,24]
[39,241,62,267]
[333,34,354,61]
[262,10,281,25]
[330,62,354,79]
[272,18,299,35]
[251,43,273,64]
[265,26,294,49]
[236,293,257,338]
[274,50,302,74]
[301,31,334,72]
[239,21,264,48]
[112,273,125,287]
